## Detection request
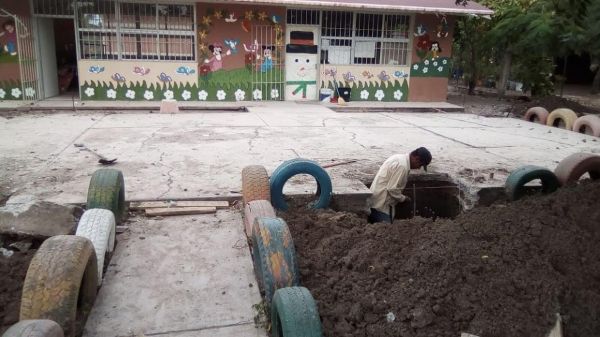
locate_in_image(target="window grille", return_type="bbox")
[77,1,195,61]
[32,0,75,18]
[286,9,320,25]
[319,10,410,66]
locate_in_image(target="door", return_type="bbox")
[285,25,319,101]
[251,25,285,101]
[36,18,59,98]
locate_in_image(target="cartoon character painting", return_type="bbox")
[285,30,318,100]
[224,39,240,54]
[414,24,431,60]
[430,41,442,59]
[204,44,231,72]
[260,47,273,72]
[0,20,17,56]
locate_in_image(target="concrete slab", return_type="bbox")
[83,210,265,337]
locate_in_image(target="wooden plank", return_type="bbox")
[131,200,229,210]
[145,206,217,217]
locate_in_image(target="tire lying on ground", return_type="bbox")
[242,165,271,203]
[505,165,560,201]
[572,115,600,137]
[523,107,549,124]
[87,168,125,223]
[270,159,332,211]
[75,209,116,285]
[271,287,323,337]
[546,108,578,130]
[20,235,98,337]
[244,200,276,238]
[252,217,300,304]
[2,320,64,337]
[554,152,600,186]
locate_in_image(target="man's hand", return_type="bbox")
[403,196,412,203]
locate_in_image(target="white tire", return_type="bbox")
[75,209,116,285]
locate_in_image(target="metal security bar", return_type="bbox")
[252,25,284,101]
[319,10,410,66]
[76,1,195,61]
[286,9,320,25]
[32,0,75,18]
[0,9,40,101]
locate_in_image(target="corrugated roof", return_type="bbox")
[204,0,493,15]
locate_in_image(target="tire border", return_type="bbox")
[505,165,560,201]
[86,168,125,223]
[546,108,578,130]
[554,152,600,186]
[271,287,323,337]
[2,320,64,337]
[572,115,600,137]
[269,159,332,211]
[242,165,271,204]
[523,107,549,124]
[75,208,116,285]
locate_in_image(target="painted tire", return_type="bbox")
[554,152,600,186]
[20,236,98,337]
[244,200,276,238]
[87,168,125,223]
[505,165,560,201]
[271,287,323,337]
[251,217,300,305]
[270,159,332,211]
[572,115,600,137]
[2,320,64,337]
[523,107,549,124]
[242,165,271,203]
[546,108,578,130]
[75,209,116,285]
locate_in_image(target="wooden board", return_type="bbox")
[145,206,217,217]
[131,200,229,210]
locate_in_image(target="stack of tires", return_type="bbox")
[241,159,332,337]
[505,153,600,201]
[4,169,126,337]
[523,107,600,137]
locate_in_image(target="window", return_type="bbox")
[286,9,320,25]
[78,1,195,61]
[319,11,410,66]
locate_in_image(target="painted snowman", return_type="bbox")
[285,44,318,101]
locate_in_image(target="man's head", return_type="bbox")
[409,147,432,171]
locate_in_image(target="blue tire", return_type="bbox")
[270,159,332,211]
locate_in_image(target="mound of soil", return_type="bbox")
[282,181,600,337]
[510,95,600,117]
[0,236,37,334]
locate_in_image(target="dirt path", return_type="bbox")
[282,180,600,337]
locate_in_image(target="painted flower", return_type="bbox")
[144,90,154,100]
[413,64,419,70]
[423,67,429,74]
[198,90,208,101]
[443,59,448,65]
[234,89,245,101]
[253,89,262,100]
[216,90,226,101]
[0,88,5,99]
[438,66,443,72]
[181,90,191,101]
[125,90,135,99]
[394,90,403,101]
[270,88,279,99]
[84,87,95,97]
[106,89,117,99]
[374,89,385,101]
[164,90,174,100]
[25,87,35,98]
[433,61,438,67]
[11,88,22,98]
[360,90,369,100]
[424,60,430,65]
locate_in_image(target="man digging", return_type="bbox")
[368,147,432,223]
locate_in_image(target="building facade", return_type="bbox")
[0,0,492,102]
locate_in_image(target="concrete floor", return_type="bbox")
[1,102,598,205]
[83,210,264,337]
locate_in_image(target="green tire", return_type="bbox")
[252,217,300,305]
[271,287,322,337]
[87,169,125,222]
[505,165,560,201]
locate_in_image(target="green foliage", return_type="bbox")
[325,79,409,102]
[411,57,451,77]
[0,80,23,100]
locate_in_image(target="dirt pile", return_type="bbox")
[282,180,600,337]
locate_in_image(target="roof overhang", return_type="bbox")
[197,0,494,16]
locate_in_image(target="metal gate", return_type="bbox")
[251,25,285,101]
[0,9,40,101]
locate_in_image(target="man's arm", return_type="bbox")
[385,164,408,202]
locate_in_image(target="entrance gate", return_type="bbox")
[251,25,285,101]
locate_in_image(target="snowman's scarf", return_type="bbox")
[287,80,317,98]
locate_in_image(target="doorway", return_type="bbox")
[284,25,320,101]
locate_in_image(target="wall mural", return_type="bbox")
[410,23,451,78]
[0,19,19,63]
[320,65,410,102]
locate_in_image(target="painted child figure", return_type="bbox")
[260,47,273,73]
[0,21,17,56]
[204,44,231,72]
